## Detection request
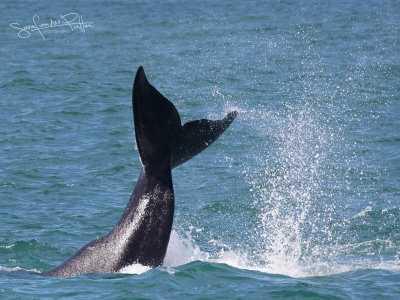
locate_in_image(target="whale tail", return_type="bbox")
[41,67,237,277]
[133,66,237,171]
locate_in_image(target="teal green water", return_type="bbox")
[1,0,400,298]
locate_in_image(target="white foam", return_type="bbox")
[352,206,372,218]
[163,229,209,267]
[0,265,39,273]
[118,264,151,275]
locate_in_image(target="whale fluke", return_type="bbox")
[133,66,181,174]
[172,111,238,168]
[133,66,237,169]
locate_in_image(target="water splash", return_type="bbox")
[164,229,209,267]
[260,107,333,273]
[226,95,400,277]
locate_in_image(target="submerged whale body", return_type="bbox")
[43,66,237,277]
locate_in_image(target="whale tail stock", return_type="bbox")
[133,66,238,171]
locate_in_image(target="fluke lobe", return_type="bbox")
[43,66,237,277]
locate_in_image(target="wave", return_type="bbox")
[111,228,400,278]
[0,265,40,275]
[2,226,399,279]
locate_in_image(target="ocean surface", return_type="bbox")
[1,0,400,298]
